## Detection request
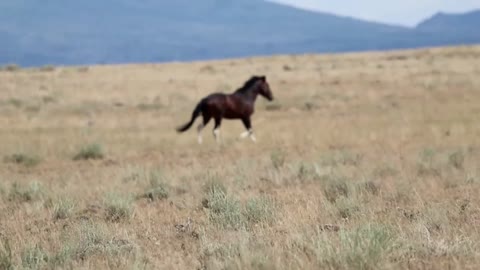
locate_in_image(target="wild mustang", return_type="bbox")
[176,75,274,144]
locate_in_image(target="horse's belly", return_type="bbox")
[224,107,253,119]
[223,111,243,119]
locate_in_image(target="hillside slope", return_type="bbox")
[417,10,480,34]
[0,1,479,66]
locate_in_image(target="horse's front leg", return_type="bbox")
[240,117,256,143]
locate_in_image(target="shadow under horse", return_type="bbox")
[176,75,274,144]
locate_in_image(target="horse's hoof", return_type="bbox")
[240,132,249,139]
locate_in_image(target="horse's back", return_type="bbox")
[203,93,228,104]
[205,92,227,99]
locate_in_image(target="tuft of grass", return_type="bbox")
[148,170,164,185]
[321,150,362,167]
[122,166,146,183]
[420,148,436,163]
[372,164,398,178]
[39,65,55,72]
[244,196,276,225]
[136,103,164,111]
[50,221,136,267]
[304,101,319,111]
[270,148,286,169]
[18,222,138,268]
[296,162,319,182]
[448,150,464,170]
[205,187,245,230]
[75,222,110,259]
[53,197,76,220]
[421,206,450,233]
[139,171,169,201]
[24,105,41,113]
[42,96,57,104]
[48,244,75,268]
[103,193,134,222]
[21,244,49,270]
[7,98,23,108]
[356,181,380,196]
[2,64,20,72]
[142,185,169,201]
[283,64,294,71]
[129,254,151,270]
[73,143,104,161]
[0,183,5,198]
[313,224,398,269]
[204,183,278,230]
[203,174,227,195]
[4,153,41,167]
[320,175,350,203]
[200,65,216,73]
[201,240,243,268]
[72,221,136,261]
[335,197,361,219]
[265,101,282,111]
[417,164,440,177]
[77,66,89,73]
[0,237,14,270]
[416,148,441,176]
[389,182,415,206]
[8,181,45,203]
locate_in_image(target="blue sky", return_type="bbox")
[271,0,480,26]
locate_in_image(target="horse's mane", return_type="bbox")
[234,76,263,93]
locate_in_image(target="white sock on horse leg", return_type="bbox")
[249,129,256,142]
[249,133,257,142]
[197,123,204,144]
[240,131,249,138]
[213,128,221,143]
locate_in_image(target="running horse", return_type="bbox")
[176,75,274,144]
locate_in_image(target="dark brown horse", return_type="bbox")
[176,75,274,144]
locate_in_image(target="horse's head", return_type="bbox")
[256,76,273,101]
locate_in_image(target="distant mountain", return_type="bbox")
[0,1,479,67]
[417,10,480,34]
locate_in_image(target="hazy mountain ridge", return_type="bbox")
[416,9,480,33]
[0,1,479,66]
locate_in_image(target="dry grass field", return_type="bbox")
[1,45,480,270]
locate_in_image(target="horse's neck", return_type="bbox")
[235,88,258,103]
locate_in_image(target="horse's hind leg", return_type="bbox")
[197,123,204,144]
[197,115,211,144]
[213,117,222,144]
[240,117,256,142]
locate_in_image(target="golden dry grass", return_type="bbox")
[1,45,480,269]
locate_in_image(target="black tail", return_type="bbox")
[176,102,203,133]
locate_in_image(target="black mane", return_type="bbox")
[235,76,262,93]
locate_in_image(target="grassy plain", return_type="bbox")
[1,45,480,269]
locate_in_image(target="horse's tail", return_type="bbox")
[176,101,203,133]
